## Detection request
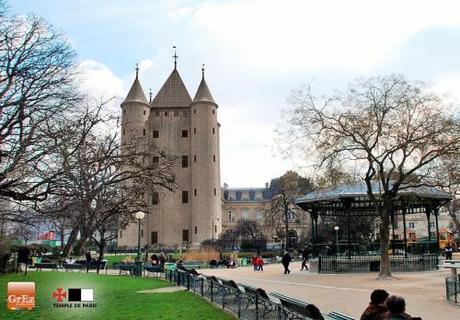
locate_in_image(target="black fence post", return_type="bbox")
[201,277,204,296]
[187,273,190,290]
[211,281,214,302]
[255,295,259,320]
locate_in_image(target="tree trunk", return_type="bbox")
[61,227,79,257]
[285,210,289,250]
[379,207,392,278]
[448,210,460,234]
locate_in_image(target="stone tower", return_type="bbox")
[118,62,222,248]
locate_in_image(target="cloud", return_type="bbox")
[188,0,460,71]
[78,60,124,100]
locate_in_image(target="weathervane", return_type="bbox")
[173,46,178,69]
[201,63,205,77]
[149,88,152,103]
[135,63,139,77]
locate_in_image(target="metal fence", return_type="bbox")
[318,254,438,273]
[446,276,460,305]
[165,269,315,320]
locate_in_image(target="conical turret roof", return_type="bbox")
[123,72,148,104]
[151,68,192,108]
[192,73,216,105]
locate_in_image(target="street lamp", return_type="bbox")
[334,226,339,256]
[134,211,145,276]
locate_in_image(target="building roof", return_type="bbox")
[192,73,216,106]
[223,188,272,202]
[123,73,148,104]
[295,180,453,216]
[151,68,192,108]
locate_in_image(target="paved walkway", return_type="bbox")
[201,262,458,319]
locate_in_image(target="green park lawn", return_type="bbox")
[0,272,234,320]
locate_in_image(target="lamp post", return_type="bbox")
[334,226,339,256]
[134,211,145,276]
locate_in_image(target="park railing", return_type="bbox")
[165,269,339,320]
[446,276,460,305]
[318,253,438,273]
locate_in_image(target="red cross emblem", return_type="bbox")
[52,288,67,302]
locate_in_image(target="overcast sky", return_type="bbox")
[11,0,460,188]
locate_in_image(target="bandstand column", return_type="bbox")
[434,206,440,257]
[425,205,432,253]
[402,206,407,258]
[343,200,352,260]
[391,209,396,256]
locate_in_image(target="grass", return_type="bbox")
[0,272,234,320]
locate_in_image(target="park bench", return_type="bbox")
[114,263,134,275]
[271,291,324,320]
[325,311,356,320]
[34,262,58,271]
[144,264,164,277]
[240,284,280,317]
[63,263,84,272]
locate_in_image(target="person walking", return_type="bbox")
[256,256,264,271]
[85,251,92,273]
[251,255,257,271]
[444,243,453,260]
[282,251,291,274]
[300,247,309,271]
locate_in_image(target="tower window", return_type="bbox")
[195,226,197,234]
[194,109,196,114]
[212,109,215,114]
[119,231,122,238]
[212,128,215,134]
[194,128,196,135]
[182,130,188,137]
[213,155,216,162]
[182,230,189,242]
[214,188,217,196]
[152,192,159,205]
[194,189,197,196]
[151,231,158,244]
[153,130,159,138]
[143,129,146,136]
[123,110,126,114]
[141,229,144,237]
[155,111,160,116]
[215,225,217,233]
[143,110,146,115]
[194,155,196,162]
[165,111,169,116]
[182,156,188,168]
[174,111,179,117]
[123,129,125,135]
[182,191,189,204]
[183,111,189,117]
[153,156,159,168]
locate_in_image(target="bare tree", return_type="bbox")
[284,75,460,278]
[235,219,266,254]
[0,4,80,202]
[266,171,313,249]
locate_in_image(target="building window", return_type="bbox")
[182,229,189,242]
[215,225,217,233]
[183,111,189,117]
[194,128,196,135]
[119,231,122,238]
[141,229,144,238]
[408,222,416,229]
[143,110,146,115]
[228,212,233,222]
[152,192,159,205]
[155,111,160,116]
[123,110,126,114]
[194,189,197,196]
[212,127,215,134]
[153,130,159,138]
[214,188,217,196]
[430,222,435,228]
[123,129,125,135]
[182,130,188,137]
[212,109,215,114]
[143,129,146,136]
[409,232,416,241]
[174,111,179,117]
[242,210,249,221]
[182,156,188,168]
[194,155,196,162]
[165,111,169,116]
[194,109,196,114]
[153,156,159,168]
[256,211,263,220]
[182,191,188,204]
[195,226,197,234]
[151,231,158,244]
[213,155,216,162]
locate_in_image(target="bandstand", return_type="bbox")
[295,181,454,273]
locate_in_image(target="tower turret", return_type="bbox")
[190,66,222,246]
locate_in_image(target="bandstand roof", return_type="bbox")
[295,181,453,216]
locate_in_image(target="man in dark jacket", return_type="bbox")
[383,295,414,320]
[300,247,309,271]
[281,251,291,274]
[360,289,389,320]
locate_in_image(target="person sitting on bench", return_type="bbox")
[383,295,414,320]
[360,289,389,320]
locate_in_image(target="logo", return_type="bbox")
[52,288,96,308]
[7,282,35,310]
